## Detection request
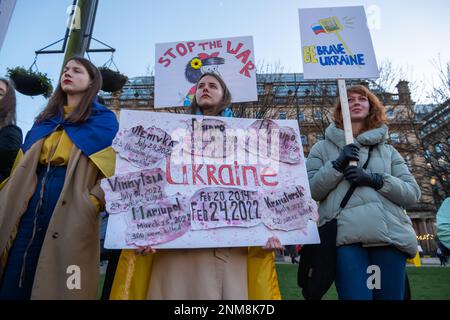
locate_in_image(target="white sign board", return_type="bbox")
[0,0,16,52]
[155,36,257,108]
[104,110,320,249]
[299,6,379,79]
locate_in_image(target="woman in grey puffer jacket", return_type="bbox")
[307,85,420,300]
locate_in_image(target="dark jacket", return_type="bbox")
[0,125,22,182]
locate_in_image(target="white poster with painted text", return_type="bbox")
[299,6,379,79]
[155,36,257,108]
[104,110,320,249]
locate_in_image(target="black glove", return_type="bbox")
[332,143,360,173]
[343,166,384,190]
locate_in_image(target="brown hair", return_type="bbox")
[0,77,17,129]
[189,72,232,115]
[35,56,102,123]
[333,85,387,133]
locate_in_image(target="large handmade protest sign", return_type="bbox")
[299,6,379,79]
[104,110,320,249]
[154,36,257,108]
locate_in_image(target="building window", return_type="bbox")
[386,109,394,119]
[279,112,287,119]
[301,135,308,145]
[390,132,400,143]
[298,112,305,122]
[313,111,322,120]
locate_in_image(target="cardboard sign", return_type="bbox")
[104,110,320,249]
[299,6,379,79]
[154,36,257,108]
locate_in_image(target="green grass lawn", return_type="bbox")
[276,264,450,300]
[99,264,450,300]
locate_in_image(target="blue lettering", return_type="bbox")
[317,46,325,55]
[319,54,366,66]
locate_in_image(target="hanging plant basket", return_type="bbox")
[99,67,128,93]
[6,66,53,98]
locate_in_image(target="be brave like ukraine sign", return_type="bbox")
[299,6,379,79]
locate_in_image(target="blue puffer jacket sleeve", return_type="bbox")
[377,145,421,207]
[306,141,343,202]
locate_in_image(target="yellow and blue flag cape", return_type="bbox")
[22,101,118,158]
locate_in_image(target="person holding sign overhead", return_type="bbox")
[110,72,282,300]
[306,85,420,300]
[0,56,118,299]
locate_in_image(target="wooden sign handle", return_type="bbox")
[337,79,357,166]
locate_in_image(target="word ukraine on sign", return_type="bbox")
[190,187,261,230]
[299,6,379,79]
[155,36,257,108]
